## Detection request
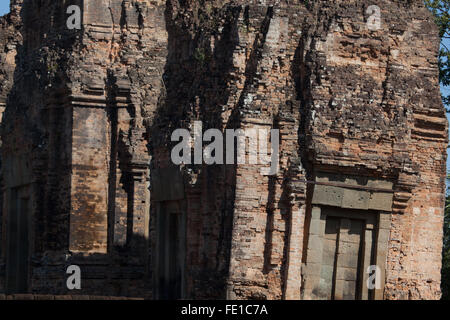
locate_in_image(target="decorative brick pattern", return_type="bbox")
[0,0,447,300]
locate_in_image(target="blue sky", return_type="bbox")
[0,1,8,16]
[1,1,450,169]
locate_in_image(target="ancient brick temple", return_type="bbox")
[0,0,447,300]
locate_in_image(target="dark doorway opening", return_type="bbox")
[6,187,31,294]
[155,204,186,300]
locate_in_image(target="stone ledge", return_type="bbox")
[0,294,144,300]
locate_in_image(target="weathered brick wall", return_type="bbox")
[1,0,164,297]
[0,0,22,294]
[0,0,446,300]
[148,0,447,300]
[300,1,447,299]
[0,2,20,117]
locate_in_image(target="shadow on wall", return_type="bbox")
[0,0,153,299]
[145,2,245,299]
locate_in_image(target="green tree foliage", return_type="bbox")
[425,0,450,108]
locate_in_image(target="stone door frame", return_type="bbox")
[301,205,391,300]
[301,172,393,300]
